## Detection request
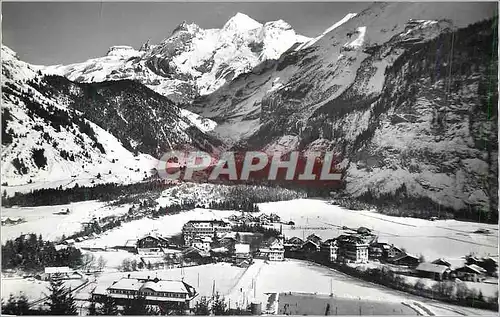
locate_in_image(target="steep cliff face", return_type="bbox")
[312,20,498,221]
[186,3,498,221]
[45,13,310,103]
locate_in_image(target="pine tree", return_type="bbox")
[2,293,30,315]
[122,295,148,315]
[45,279,78,315]
[98,296,118,315]
[194,296,210,315]
[211,293,228,315]
[88,298,98,316]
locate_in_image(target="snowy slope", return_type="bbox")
[45,13,311,103]
[1,45,221,191]
[1,46,158,190]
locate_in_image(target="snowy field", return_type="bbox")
[403,275,498,299]
[1,277,87,302]
[259,199,498,261]
[1,201,131,243]
[13,259,494,316]
[3,196,497,264]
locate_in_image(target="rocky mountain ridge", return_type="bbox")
[1,46,221,192]
[186,2,498,221]
[45,13,310,103]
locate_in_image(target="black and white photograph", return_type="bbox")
[1,1,498,315]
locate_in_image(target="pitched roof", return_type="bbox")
[391,253,419,262]
[141,280,189,294]
[431,258,452,267]
[288,237,303,243]
[302,240,319,248]
[45,267,72,274]
[467,264,487,274]
[416,263,450,274]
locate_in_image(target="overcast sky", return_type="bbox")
[2,2,372,65]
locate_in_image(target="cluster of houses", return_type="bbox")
[1,216,25,226]
[227,213,282,226]
[283,227,498,283]
[38,266,85,281]
[90,214,496,286]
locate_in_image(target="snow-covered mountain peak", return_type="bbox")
[2,45,37,82]
[44,14,309,101]
[297,12,357,50]
[223,12,262,32]
[263,19,293,31]
[106,45,141,58]
[2,45,17,60]
[170,21,200,37]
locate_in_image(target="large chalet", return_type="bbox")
[92,276,197,311]
[182,220,231,245]
[336,234,369,264]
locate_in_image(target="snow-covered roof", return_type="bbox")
[109,278,143,291]
[141,280,189,294]
[45,267,72,274]
[235,243,250,254]
[416,263,450,274]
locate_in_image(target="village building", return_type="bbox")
[92,277,197,311]
[286,237,304,246]
[182,220,231,245]
[191,236,212,253]
[64,239,76,246]
[306,234,322,245]
[182,247,211,264]
[137,235,169,249]
[389,253,420,268]
[136,235,170,254]
[235,243,251,258]
[43,267,83,280]
[454,264,487,282]
[259,238,285,261]
[301,240,321,253]
[356,227,372,235]
[431,258,452,267]
[1,217,24,225]
[387,245,405,259]
[368,242,390,260]
[320,239,338,262]
[415,263,452,281]
[336,235,369,264]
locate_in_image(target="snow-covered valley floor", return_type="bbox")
[3,260,495,316]
[3,198,497,262]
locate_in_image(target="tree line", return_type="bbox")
[2,180,175,207]
[2,234,82,271]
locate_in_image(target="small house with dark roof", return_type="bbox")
[416,263,452,280]
[301,240,320,253]
[138,235,169,250]
[454,264,487,282]
[387,245,405,259]
[306,234,322,245]
[356,227,372,235]
[431,258,452,267]
[389,253,420,268]
[287,237,304,246]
